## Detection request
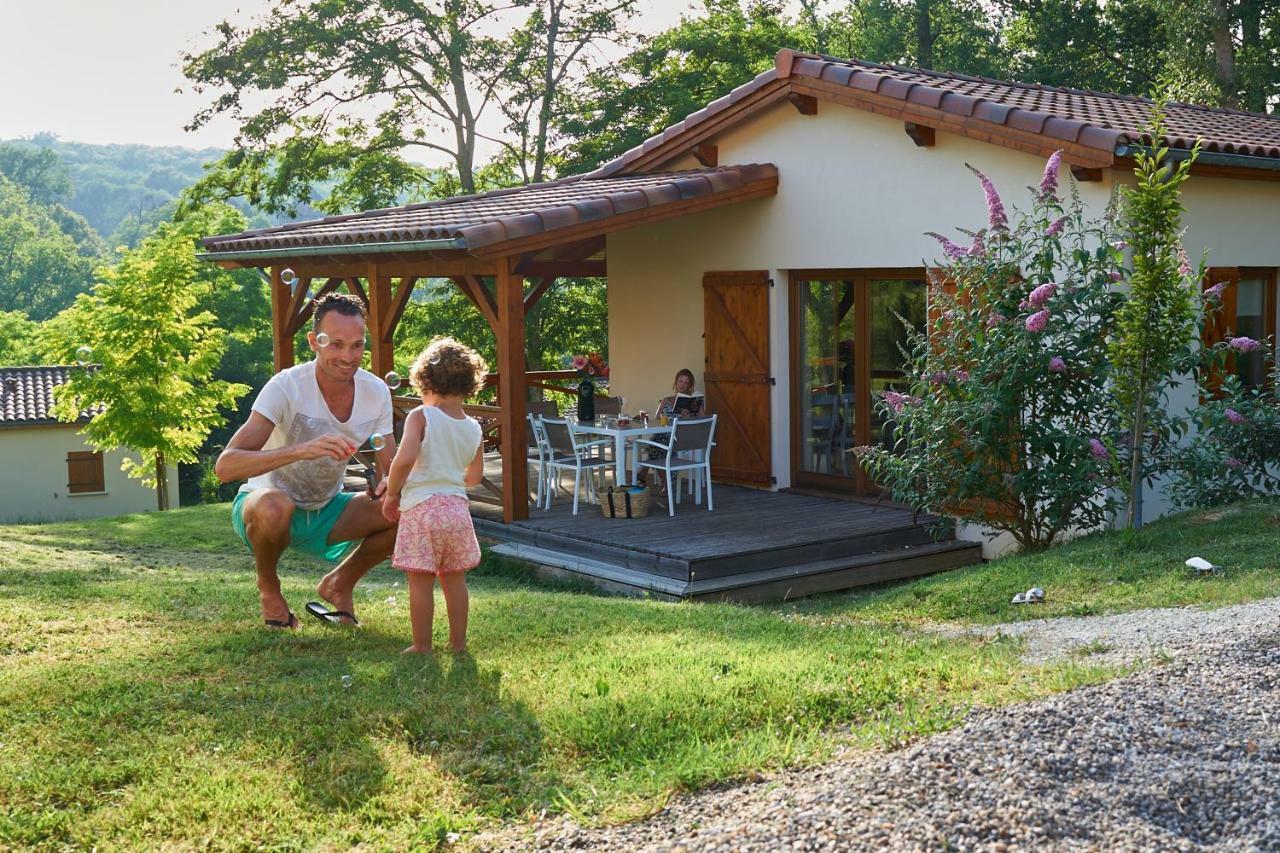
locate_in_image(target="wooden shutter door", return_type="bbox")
[703,270,773,486]
[66,451,105,494]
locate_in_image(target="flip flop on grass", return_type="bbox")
[305,601,360,626]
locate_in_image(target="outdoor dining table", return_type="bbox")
[571,419,672,486]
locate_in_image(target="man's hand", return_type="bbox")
[382,492,401,524]
[297,434,358,462]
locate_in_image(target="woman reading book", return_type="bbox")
[657,368,704,418]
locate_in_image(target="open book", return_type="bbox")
[671,392,704,415]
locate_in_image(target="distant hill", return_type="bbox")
[1,135,329,241]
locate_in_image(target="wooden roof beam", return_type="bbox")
[789,92,818,115]
[1071,165,1103,182]
[691,142,718,167]
[904,122,936,147]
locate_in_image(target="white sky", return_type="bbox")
[0,0,710,159]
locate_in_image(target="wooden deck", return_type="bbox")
[469,465,982,602]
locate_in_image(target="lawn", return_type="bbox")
[1,501,1276,849]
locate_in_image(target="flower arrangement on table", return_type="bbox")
[567,352,610,383]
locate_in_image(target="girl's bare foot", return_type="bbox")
[402,644,434,654]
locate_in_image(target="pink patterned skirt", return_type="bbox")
[392,494,481,575]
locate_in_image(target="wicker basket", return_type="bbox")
[600,485,651,519]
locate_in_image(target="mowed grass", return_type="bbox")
[795,500,1280,626]
[3,501,1276,849]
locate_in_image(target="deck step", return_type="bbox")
[489,538,982,603]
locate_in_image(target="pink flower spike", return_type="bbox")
[1109,271,1123,282]
[1229,336,1261,353]
[1225,408,1246,425]
[926,232,967,260]
[1028,282,1058,307]
[986,312,1005,328]
[1049,356,1066,373]
[1045,216,1066,237]
[1089,438,1109,461]
[1040,150,1063,198]
[1226,457,1243,470]
[1111,240,1128,251]
[570,355,588,371]
[1205,282,1226,301]
[966,164,1008,231]
[1025,309,1050,333]
[1177,247,1192,277]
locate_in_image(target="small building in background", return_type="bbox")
[0,366,177,522]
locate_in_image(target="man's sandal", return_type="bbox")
[265,611,299,629]
[305,601,360,626]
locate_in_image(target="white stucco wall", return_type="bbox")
[606,96,1280,526]
[0,425,178,523]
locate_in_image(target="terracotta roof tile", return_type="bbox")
[0,366,101,427]
[201,165,777,256]
[597,51,1280,177]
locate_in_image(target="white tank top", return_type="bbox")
[400,405,483,510]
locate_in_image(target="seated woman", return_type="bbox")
[657,368,705,418]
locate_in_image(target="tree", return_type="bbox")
[0,141,72,206]
[42,215,249,510]
[181,0,636,214]
[830,0,1004,75]
[0,174,96,320]
[1109,105,1203,530]
[559,0,814,174]
[0,310,41,366]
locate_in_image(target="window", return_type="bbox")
[1203,267,1278,392]
[67,451,105,494]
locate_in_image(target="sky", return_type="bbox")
[0,0,705,160]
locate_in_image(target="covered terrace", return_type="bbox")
[199,164,779,524]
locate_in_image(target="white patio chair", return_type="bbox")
[540,417,613,514]
[526,414,550,509]
[632,415,718,516]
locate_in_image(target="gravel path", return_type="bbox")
[961,596,1280,666]
[480,604,1280,852]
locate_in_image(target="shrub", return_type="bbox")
[857,153,1124,551]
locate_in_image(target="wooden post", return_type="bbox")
[367,262,394,378]
[270,266,294,373]
[496,257,529,523]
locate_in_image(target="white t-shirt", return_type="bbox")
[401,405,483,510]
[242,361,394,510]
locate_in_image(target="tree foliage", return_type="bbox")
[43,213,249,510]
[1109,103,1203,529]
[0,174,97,320]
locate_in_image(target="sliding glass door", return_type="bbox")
[791,270,926,495]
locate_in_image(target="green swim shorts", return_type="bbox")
[232,489,358,563]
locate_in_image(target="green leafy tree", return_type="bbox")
[0,174,96,319]
[0,310,42,365]
[559,0,814,173]
[1109,105,1203,530]
[42,217,249,510]
[0,140,72,205]
[181,0,636,213]
[857,154,1125,551]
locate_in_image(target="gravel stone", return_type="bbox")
[478,601,1280,852]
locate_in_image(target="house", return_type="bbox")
[199,51,1280,598]
[0,366,178,522]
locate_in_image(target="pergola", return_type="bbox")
[199,164,778,522]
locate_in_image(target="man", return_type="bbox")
[216,293,397,628]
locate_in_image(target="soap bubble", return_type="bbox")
[281,268,298,287]
[384,370,401,390]
[75,346,92,366]
[369,432,386,451]
[427,351,443,365]
[316,331,330,348]
[340,675,353,689]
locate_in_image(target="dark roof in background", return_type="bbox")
[0,366,99,428]
[595,50,1280,176]
[200,165,777,256]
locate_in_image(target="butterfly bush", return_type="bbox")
[856,153,1126,551]
[1170,364,1280,510]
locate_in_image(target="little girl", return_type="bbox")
[382,337,487,654]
